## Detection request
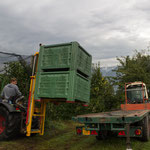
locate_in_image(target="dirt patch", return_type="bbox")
[0,147,6,150]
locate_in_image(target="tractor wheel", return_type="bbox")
[0,106,21,140]
[142,115,150,141]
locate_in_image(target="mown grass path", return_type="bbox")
[0,121,150,150]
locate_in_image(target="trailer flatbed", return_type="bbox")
[73,110,150,124]
[73,109,150,150]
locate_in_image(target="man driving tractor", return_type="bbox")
[1,77,22,104]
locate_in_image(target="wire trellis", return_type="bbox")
[0,51,32,73]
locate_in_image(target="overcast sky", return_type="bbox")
[0,0,150,67]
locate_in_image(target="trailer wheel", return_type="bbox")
[142,116,150,141]
[96,131,108,140]
[0,106,21,140]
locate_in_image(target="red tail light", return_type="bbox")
[16,107,20,110]
[83,104,88,107]
[77,128,82,135]
[118,131,125,136]
[91,130,98,135]
[135,129,141,135]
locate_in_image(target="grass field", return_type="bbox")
[0,121,150,150]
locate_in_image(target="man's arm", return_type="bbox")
[15,85,22,96]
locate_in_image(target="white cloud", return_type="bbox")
[0,0,150,65]
[93,57,119,67]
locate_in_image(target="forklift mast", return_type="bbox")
[26,52,47,136]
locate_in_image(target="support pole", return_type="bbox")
[126,124,132,150]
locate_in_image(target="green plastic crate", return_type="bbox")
[38,42,92,77]
[34,71,90,103]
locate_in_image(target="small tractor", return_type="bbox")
[0,52,43,140]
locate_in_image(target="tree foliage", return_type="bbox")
[113,50,150,103]
[45,103,88,121]
[89,67,118,112]
[0,61,31,98]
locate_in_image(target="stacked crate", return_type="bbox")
[34,42,92,103]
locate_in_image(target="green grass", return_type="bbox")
[0,121,149,150]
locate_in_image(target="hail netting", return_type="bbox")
[0,51,32,96]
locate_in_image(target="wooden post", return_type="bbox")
[126,124,132,150]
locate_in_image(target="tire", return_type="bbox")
[142,115,150,141]
[0,106,21,140]
[96,130,108,140]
